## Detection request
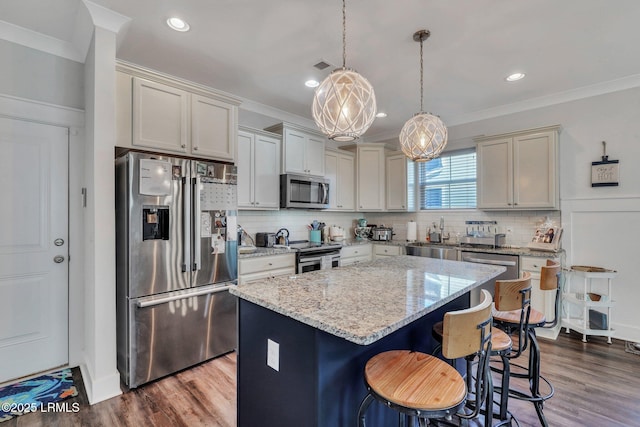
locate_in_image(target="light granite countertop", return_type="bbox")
[230,255,505,345]
[237,240,563,259]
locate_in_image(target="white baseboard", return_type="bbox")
[79,363,122,405]
[535,324,560,340]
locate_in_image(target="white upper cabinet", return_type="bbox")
[191,94,236,162]
[237,128,280,210]
[324,149,355,210]
[476,126,560,210]
[353,144,386,211]
[117,64,241,162]
[386,152,415,212]
[132,77,189,153]
[265,123,326,177]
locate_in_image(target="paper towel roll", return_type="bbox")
[407,221,417,242]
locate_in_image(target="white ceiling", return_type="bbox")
[2,0,640,142]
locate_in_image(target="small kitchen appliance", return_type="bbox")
[256,232,277,248]
[460,220,506,248]
[371,226,394,241]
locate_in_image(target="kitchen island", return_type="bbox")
[230,256,505,427]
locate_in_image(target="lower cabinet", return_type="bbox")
[238,253,296,285]
[340,244,372,266]
[521,255,560,338]
[373,244,403,259]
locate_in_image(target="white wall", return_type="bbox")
[0,39,84,109]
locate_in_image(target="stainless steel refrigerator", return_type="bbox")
[115,151,238,388]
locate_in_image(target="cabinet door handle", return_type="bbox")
[193,146,198,151]
[181,143,186,148]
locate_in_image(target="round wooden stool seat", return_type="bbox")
[433,321,512,353]
[493,307,545,326]
[364,350,466,411]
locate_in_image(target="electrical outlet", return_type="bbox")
[267,339,279,371]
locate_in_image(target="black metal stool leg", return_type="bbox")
[528,331,548,427]
[498,353,510,421]
[357,393,375,427]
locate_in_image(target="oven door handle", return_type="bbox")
[462,256,517,267]
[299,256,323,265]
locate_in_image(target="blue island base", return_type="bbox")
[237,293,469,427]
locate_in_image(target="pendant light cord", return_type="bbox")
[419,36,424,112]
[342,0,347,68]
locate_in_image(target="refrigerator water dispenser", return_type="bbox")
[142,206,169,240]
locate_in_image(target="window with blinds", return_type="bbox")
[418,149,476,209]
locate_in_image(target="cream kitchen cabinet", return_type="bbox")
[238,253,296,285]
[324,149,355,210]
[190,94,237,162]
[386,152,416,212]
[116,64,240,162]
[344,144,387,211]
[265,123,326,176]
[476,126,560,210]
[373,244,402,259]
[237,128,281,210]
[521,255,561,339]
[340,244,372,266]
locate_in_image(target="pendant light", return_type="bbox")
[399,30,448,162]
[312,0,376,142]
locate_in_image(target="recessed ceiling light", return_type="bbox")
[305,80,320,88]
[167,17,190,32]
[505,72,526,82]
[376,112,387,118]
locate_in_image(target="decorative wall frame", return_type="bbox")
[591,141,619,187]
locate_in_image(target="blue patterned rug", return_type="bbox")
[0,368,78,422]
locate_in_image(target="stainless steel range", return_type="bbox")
[290,241,342,274]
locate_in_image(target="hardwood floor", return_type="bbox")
[6,332,640,426]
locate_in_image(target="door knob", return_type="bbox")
[54,238,65,246]
[53,255,65,263]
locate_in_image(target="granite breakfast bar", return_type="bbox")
[230,255,505,427]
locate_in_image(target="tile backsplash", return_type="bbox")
[238,209,560,247]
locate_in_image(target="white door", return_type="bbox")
[0,117,68,383]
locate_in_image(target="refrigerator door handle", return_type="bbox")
[136,285,232,308]
[193,175,202,271]
[182,176,189,272]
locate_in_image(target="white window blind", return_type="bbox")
[418,149,476,209]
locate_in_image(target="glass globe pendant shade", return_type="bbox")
[312,67,377,142]
[399,112,448,162]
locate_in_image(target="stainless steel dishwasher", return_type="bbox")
[460,251,519,305]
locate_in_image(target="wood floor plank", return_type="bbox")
[4,334,640,426]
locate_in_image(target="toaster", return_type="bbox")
[255,232,276,248]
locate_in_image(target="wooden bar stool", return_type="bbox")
[497,260,560,427]
[432,313,514,424]
[357,290,494,427]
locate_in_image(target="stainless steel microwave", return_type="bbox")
[280,174,329,209]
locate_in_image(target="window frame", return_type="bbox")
[417,148,477,210]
